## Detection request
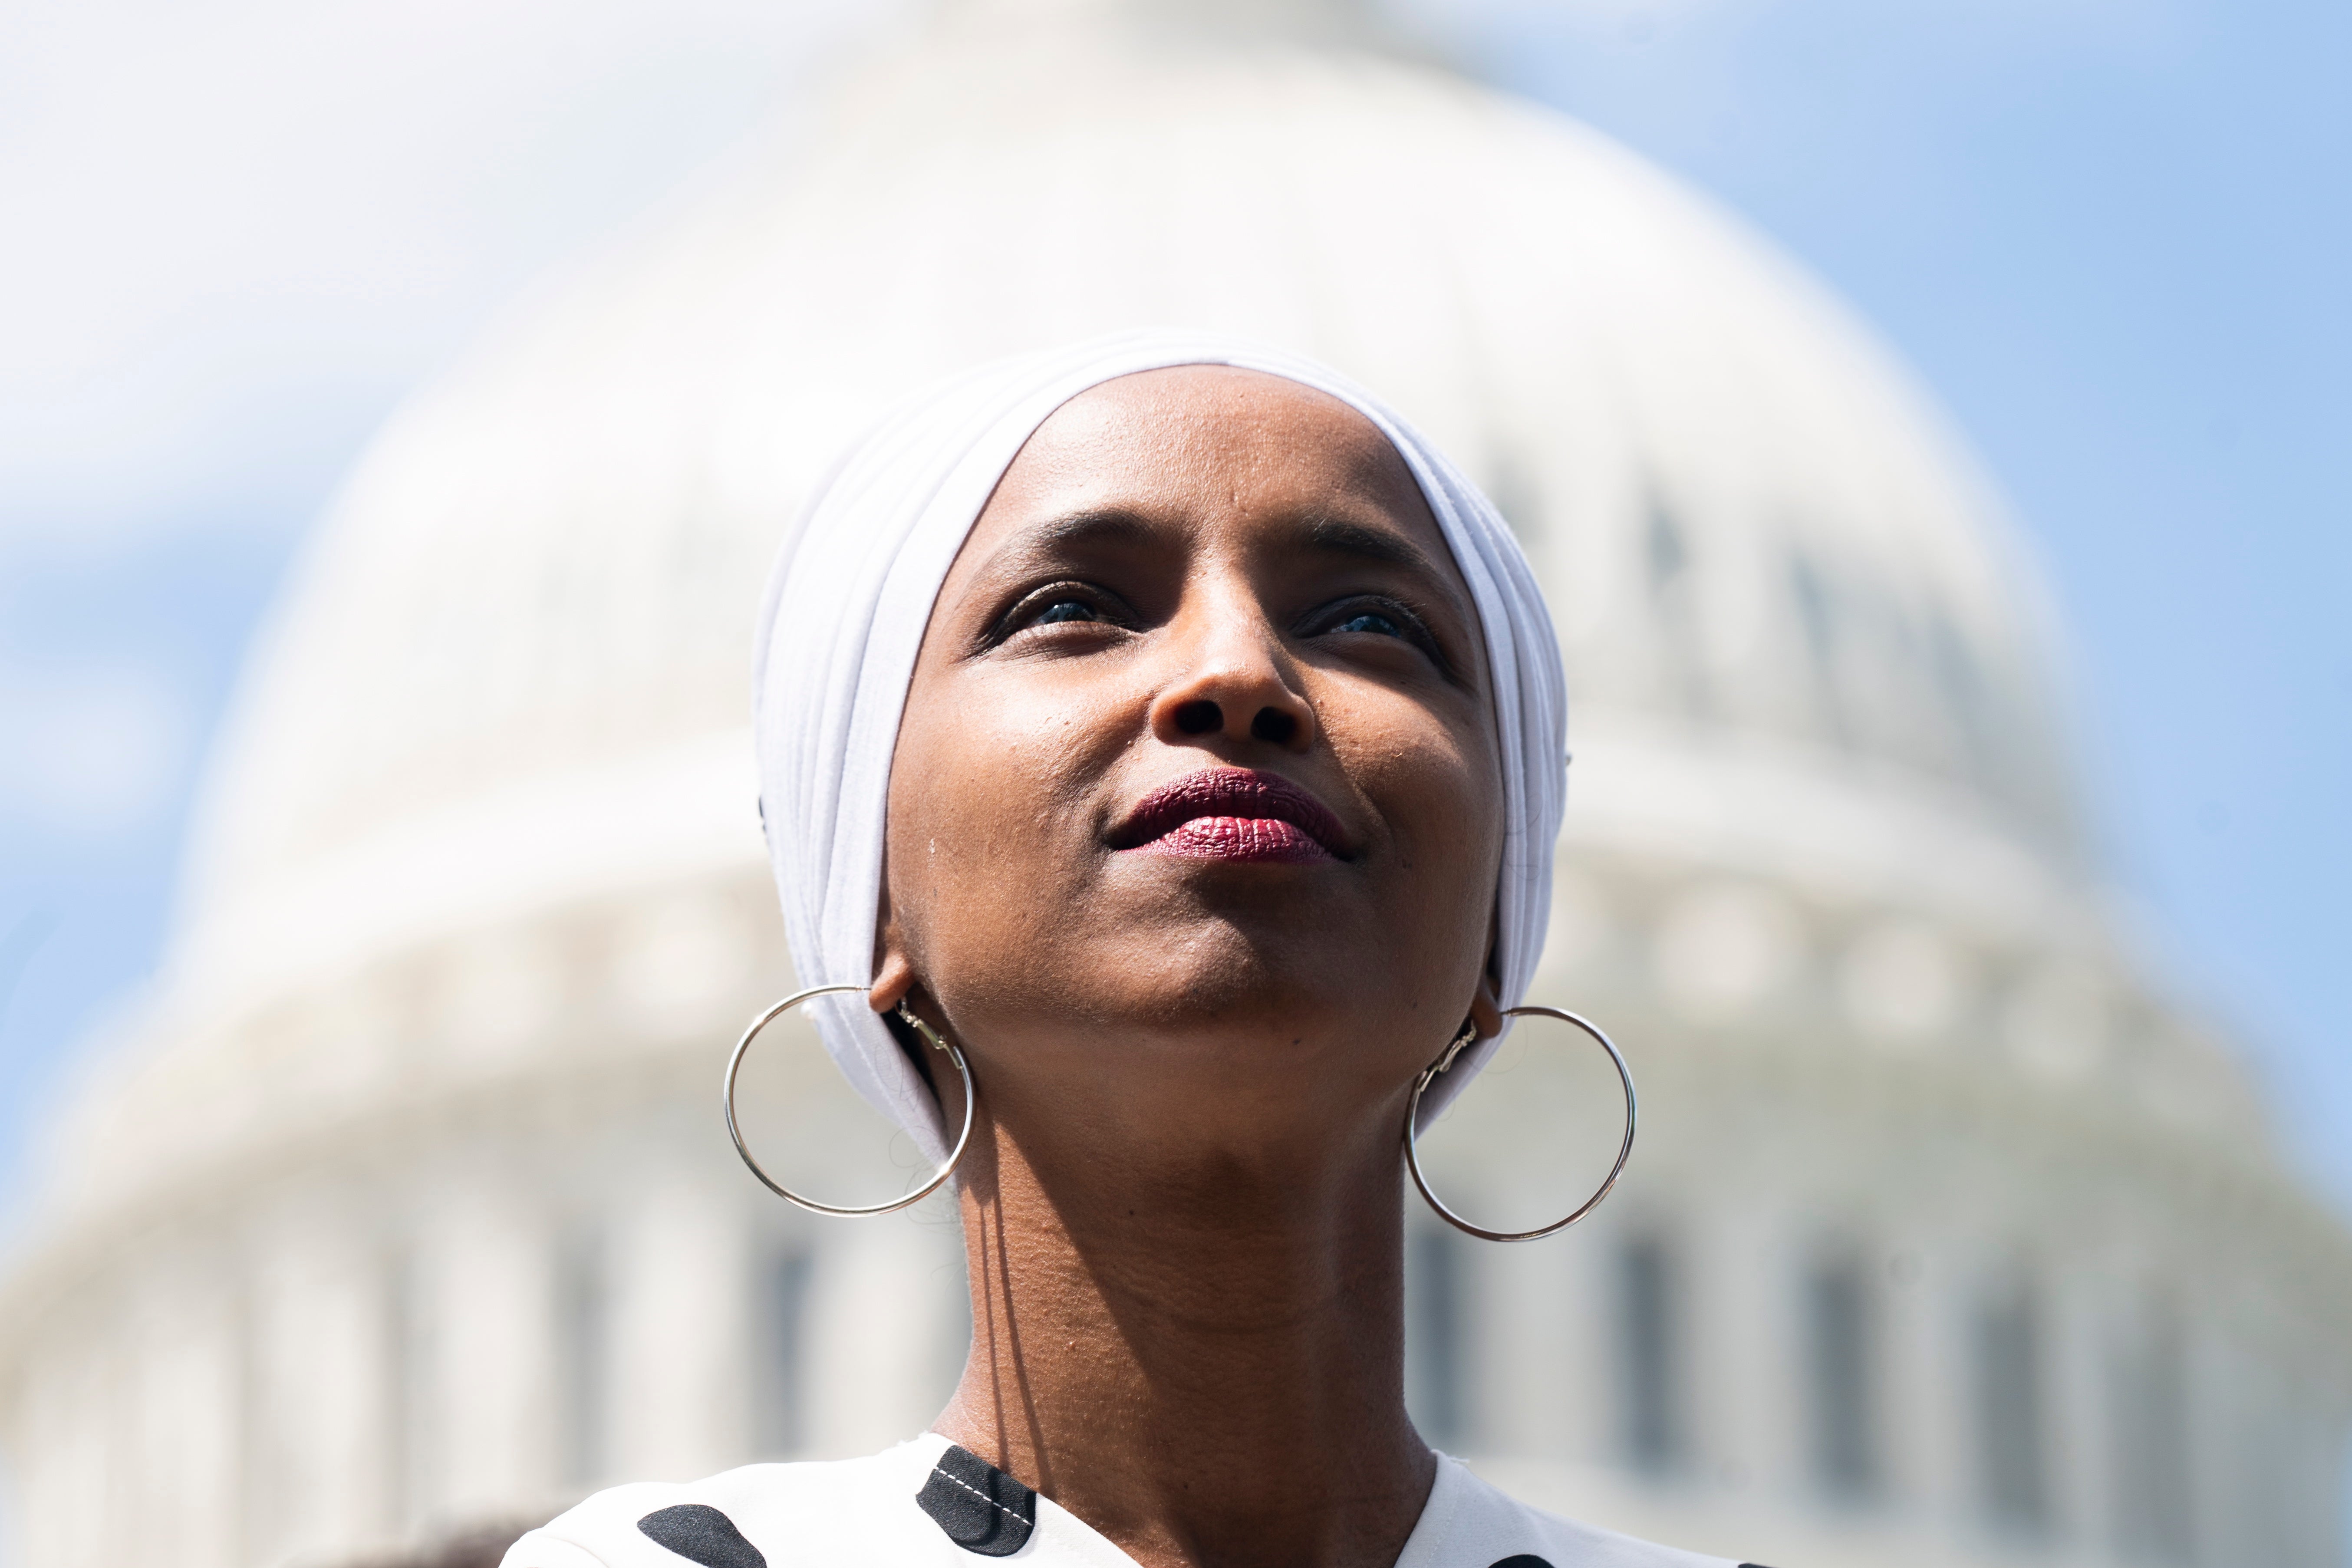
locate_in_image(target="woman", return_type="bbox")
[503,336,1762,1568]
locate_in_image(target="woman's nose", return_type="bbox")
[1147,608,1318,754]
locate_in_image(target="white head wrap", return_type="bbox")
[754,331,1567,1163]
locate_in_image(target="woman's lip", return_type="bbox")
[1111,767,1351,862]
[1131,816,1333,864]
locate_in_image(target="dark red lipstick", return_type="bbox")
[1113,767,1350,864]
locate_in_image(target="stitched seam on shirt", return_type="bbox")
[932,1466,1032,1526]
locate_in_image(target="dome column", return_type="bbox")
[609,1161,756,1479]
[244,1205,402,1560]
[415,1172,562,1523]
[123,1254,244,1568]
[802,1211,966,1457]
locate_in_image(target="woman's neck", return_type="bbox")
[934,1113,1437,1568]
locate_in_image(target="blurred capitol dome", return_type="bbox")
[4,3,2347,1567]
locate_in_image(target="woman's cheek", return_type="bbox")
[941,708,1111,900]
[1344,704,1488,821]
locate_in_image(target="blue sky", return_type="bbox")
[0,0,2345,1218]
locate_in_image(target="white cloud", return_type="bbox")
[0,0,891,536]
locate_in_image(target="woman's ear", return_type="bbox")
[869,893,917,1014]
[867,929,942,1097]
[870,950,917,1014]
[1469,975,1505,1040]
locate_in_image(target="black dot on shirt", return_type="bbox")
[917,1443,1038,1557]
[636,1504,767,1568]
[1490,1558,1555,1568]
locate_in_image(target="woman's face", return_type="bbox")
[879,366,1506,1161]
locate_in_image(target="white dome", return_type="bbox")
[173,10,2083,1016]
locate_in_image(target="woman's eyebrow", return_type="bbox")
[971,506,1461,601]
[1300,515,1454,593]
[975,507,1165,577]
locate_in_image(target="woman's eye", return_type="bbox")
[1331,609,1406,638]
[986,586,1132,649]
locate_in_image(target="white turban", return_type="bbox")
[753,332,1567,1165]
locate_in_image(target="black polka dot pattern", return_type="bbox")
[1491,1557,1555,1568]
[916,1443,1038,1556]
[635,1504,767,1568]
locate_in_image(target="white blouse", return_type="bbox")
[501,1433,1766,1568]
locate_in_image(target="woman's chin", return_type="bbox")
[1087,942,1423,1056]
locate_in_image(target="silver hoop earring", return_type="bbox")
[722,982,976,1217]
[1403,1005,1637,1243]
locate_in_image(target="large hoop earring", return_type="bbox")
[1404,1005,1637,1243]
[722,982,976,1217]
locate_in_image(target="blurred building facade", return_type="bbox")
[2,3,2347,1566]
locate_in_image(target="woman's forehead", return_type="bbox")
[991,364,1440,534]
